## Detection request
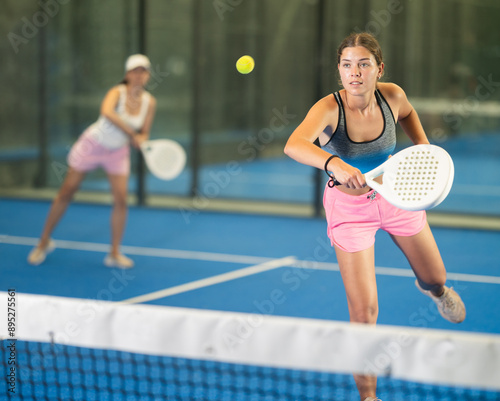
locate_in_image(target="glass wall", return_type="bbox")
[1,0,499,217]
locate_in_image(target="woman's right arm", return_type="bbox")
[284,96,335,169]
[284,96,365,188]
[99,87,137,140]
[131,96,157,148]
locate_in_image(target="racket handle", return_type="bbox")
[364,178,382,193]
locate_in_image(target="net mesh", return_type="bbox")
[2,292,500,401]
[6,341,500,401]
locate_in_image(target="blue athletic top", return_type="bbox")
[321,89,396,173]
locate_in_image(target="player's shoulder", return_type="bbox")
[148,93,157,108]
[303,93,339,127]
[377,82,408,102]
[312,92,339,113]
[107,84,124,95]
[142,87,156,102]
[101,85,123,103]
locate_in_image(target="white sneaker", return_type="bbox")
[27,239,56,265]
[104,253,134,269]
[364,398,382,401]
[415,280,466,323]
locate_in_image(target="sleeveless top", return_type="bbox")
[321,89,396,173]
[87,84,151,149]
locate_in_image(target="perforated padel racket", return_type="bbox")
[329,144,454,211]
[140,139,186,180]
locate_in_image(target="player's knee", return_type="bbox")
[350,304,378,324]
[113,194,128,209]
[57,187,77,203]
[417,275,446,292]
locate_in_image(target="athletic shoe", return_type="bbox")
[27,239,56,265]
[415,280,466,323]
[364,398,382,401]
[104,253,134,269]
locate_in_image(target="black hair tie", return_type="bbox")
[324,155,341,187]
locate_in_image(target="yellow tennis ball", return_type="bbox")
[236,55,255,74]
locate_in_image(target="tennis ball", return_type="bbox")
[236,55,255,74]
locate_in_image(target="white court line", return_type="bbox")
[0,235,272,265]
[119,256,297,305]
[290,260,500,285]
[3,235,500,285]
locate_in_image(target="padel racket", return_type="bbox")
[330,144,454,211]
[140,139,186,180]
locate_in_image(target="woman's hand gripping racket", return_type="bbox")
[140,139,187,180]
[328,144,454,211]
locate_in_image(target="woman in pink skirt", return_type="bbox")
[284,33,465,401]
[28,54,157,269]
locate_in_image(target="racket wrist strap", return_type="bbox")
[324,155,340,187]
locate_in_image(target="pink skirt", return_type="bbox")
[67,129,130,176]
[323,185,426,253]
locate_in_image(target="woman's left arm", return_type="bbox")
[383,83,429,145]
[399,108,429,145]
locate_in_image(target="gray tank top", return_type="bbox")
[322,89,396,173]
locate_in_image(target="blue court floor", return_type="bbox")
[1,198,499,335]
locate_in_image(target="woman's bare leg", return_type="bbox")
[107,173,129,257]
[335,244,378,400]
[38,168,86,248]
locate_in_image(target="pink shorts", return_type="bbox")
[323,185,427,253]
[67,130,130,176]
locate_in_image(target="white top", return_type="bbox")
[87,85,151,149]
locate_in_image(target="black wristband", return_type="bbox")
[324,155,340,187]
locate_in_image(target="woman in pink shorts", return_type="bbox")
[284,33,465,401]
[28,54,157,269]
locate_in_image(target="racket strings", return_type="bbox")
[141,139,187,180]
[153,150,178,170]
[148,146,185,172]
[393,151,440,203]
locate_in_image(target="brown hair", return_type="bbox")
[337,32,383,67]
